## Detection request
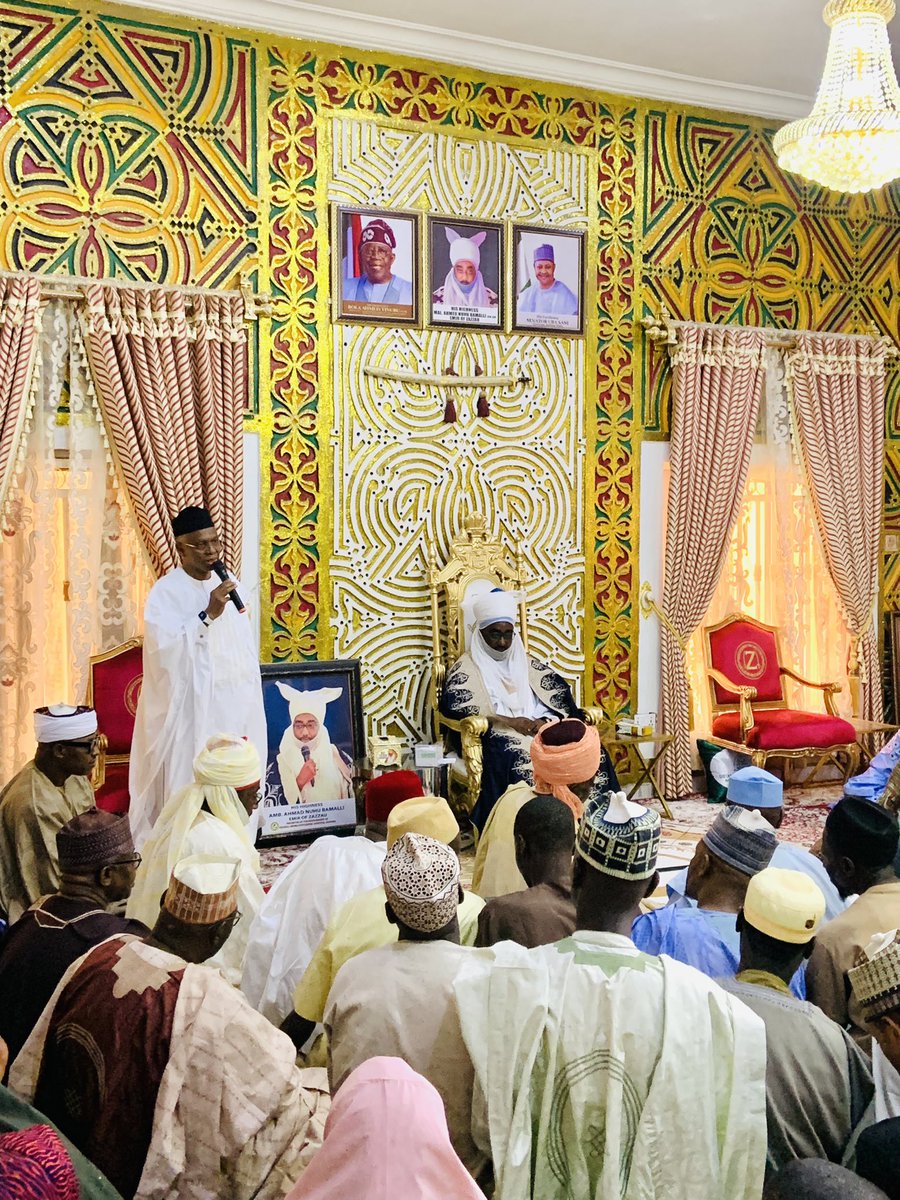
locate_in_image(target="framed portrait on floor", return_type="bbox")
[428,216,503,329]
[335,206,419,325]
[258,660,365,845]
[512,225,584,335]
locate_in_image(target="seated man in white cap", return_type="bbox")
[722,868,873,1181]
[325,832,484,1179]
[283,795,484,1053]
[242,771,422,1026]
[454,791,768,1199]
[666,766,847,921]
[127,734,264,985]
[0,704,98,923]
[850,930,900,1120]
[10,854,329,1200]
[440,587,588,828]
[633,805,808,997]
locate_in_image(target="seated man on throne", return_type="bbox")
[439,588,616,828]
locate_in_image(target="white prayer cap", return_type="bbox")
[194,734,261,788]
[446,226,486,268]
[276,681,343,723]
[34,704,97,744]
[164,853,240,924]
[473,588,521,630]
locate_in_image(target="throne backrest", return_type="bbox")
[704,613,785,709]
[86,638,144,755]
[427,514,528,710]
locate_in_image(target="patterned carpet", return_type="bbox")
[259,783,843,894]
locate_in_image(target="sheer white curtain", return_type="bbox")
[0,300,153,778]
[686,348,851,739]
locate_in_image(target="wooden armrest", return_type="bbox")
[437,713,464,734]
[706,667,757,701]
[91,732,109,791]
[580,707,605,728]
[460,716,490,739]
[779,667,842,715]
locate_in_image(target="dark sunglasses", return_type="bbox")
[67,738,99,752]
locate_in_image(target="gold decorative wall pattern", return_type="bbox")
[328,115,589,737]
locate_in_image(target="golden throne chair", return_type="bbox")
[85,637,144,814]
[702,612,858,780]
[428,513,603,817]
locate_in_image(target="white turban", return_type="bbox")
[276,682,343,723]
[194,734,261,788]
[473,589,521,630]
[447,227,486,268]
[34,704,97,744]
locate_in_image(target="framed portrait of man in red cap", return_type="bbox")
[512,224,584,335]
[335,206,419,325]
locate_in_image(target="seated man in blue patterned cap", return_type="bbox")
[633,804,808,998]
[666,766,847,921]
[454,790,769,1200]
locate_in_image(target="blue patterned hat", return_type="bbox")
[576,790,660,880]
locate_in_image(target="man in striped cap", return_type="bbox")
[11,854,328,1200]
[454,789,769,1199]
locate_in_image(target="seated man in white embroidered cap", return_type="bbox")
[666,766,847,921]
[127,734,265,985]
[0,704,99,923]
[439,587,592,829]
[453,790,768,1199]
[11,853,329,1200]
[274,683,353,805]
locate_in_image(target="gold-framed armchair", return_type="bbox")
[85,637,144,813]
[428,513,602,816]
[702,612,858,779]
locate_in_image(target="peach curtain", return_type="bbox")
[785,333,886,722]
[660,325,766,800]
[81,285,247,577]
[0,274,43,514]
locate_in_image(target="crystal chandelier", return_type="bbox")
[774,0,900,193]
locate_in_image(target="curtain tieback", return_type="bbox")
[639,583,689,651]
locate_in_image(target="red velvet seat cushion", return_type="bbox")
[712,708,856,751]
[94,762,130,814]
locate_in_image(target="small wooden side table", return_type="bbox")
[601,729,675,819]
[848,719,899,769]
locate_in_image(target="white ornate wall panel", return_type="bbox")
[329,117,588,738]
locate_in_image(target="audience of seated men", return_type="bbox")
[283,795,485,1052]
[439,588,616,829]
[722,866,874,1179]
[242,771,421,1024]
[476,794,576,948]
[666,765,847,919]
[10,854,329,1200]
[0,809,147,1073]
[633,803,809,996]
[455,790,769,1198]
[0,705,99,922]
[127,733,264,985]
[472,716,613,898]
[807,797,900,1043]
[325,833,484,1178]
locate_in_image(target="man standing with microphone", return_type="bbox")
[128,506,266,848]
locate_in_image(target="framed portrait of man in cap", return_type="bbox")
[428,216,503,329]
[335,206,419,325]
[512,225,584,334]
[258,660,366,846]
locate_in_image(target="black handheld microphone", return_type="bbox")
[301,744,314,785]
[211,560,246,614]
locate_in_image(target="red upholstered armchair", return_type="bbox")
[85,638,143,814]
[702,613,858,778]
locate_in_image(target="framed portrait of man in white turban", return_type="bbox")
[258,660,365,845]
[334,206,420,325]
[512,224,584,334]
[428,216,503,329]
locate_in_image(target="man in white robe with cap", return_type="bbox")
[0,704,98,922]
[128,506,266,849]
[454,790,768,1199]
[439,587,585,828]
[274,683,353,805]
[432,227,499,317]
